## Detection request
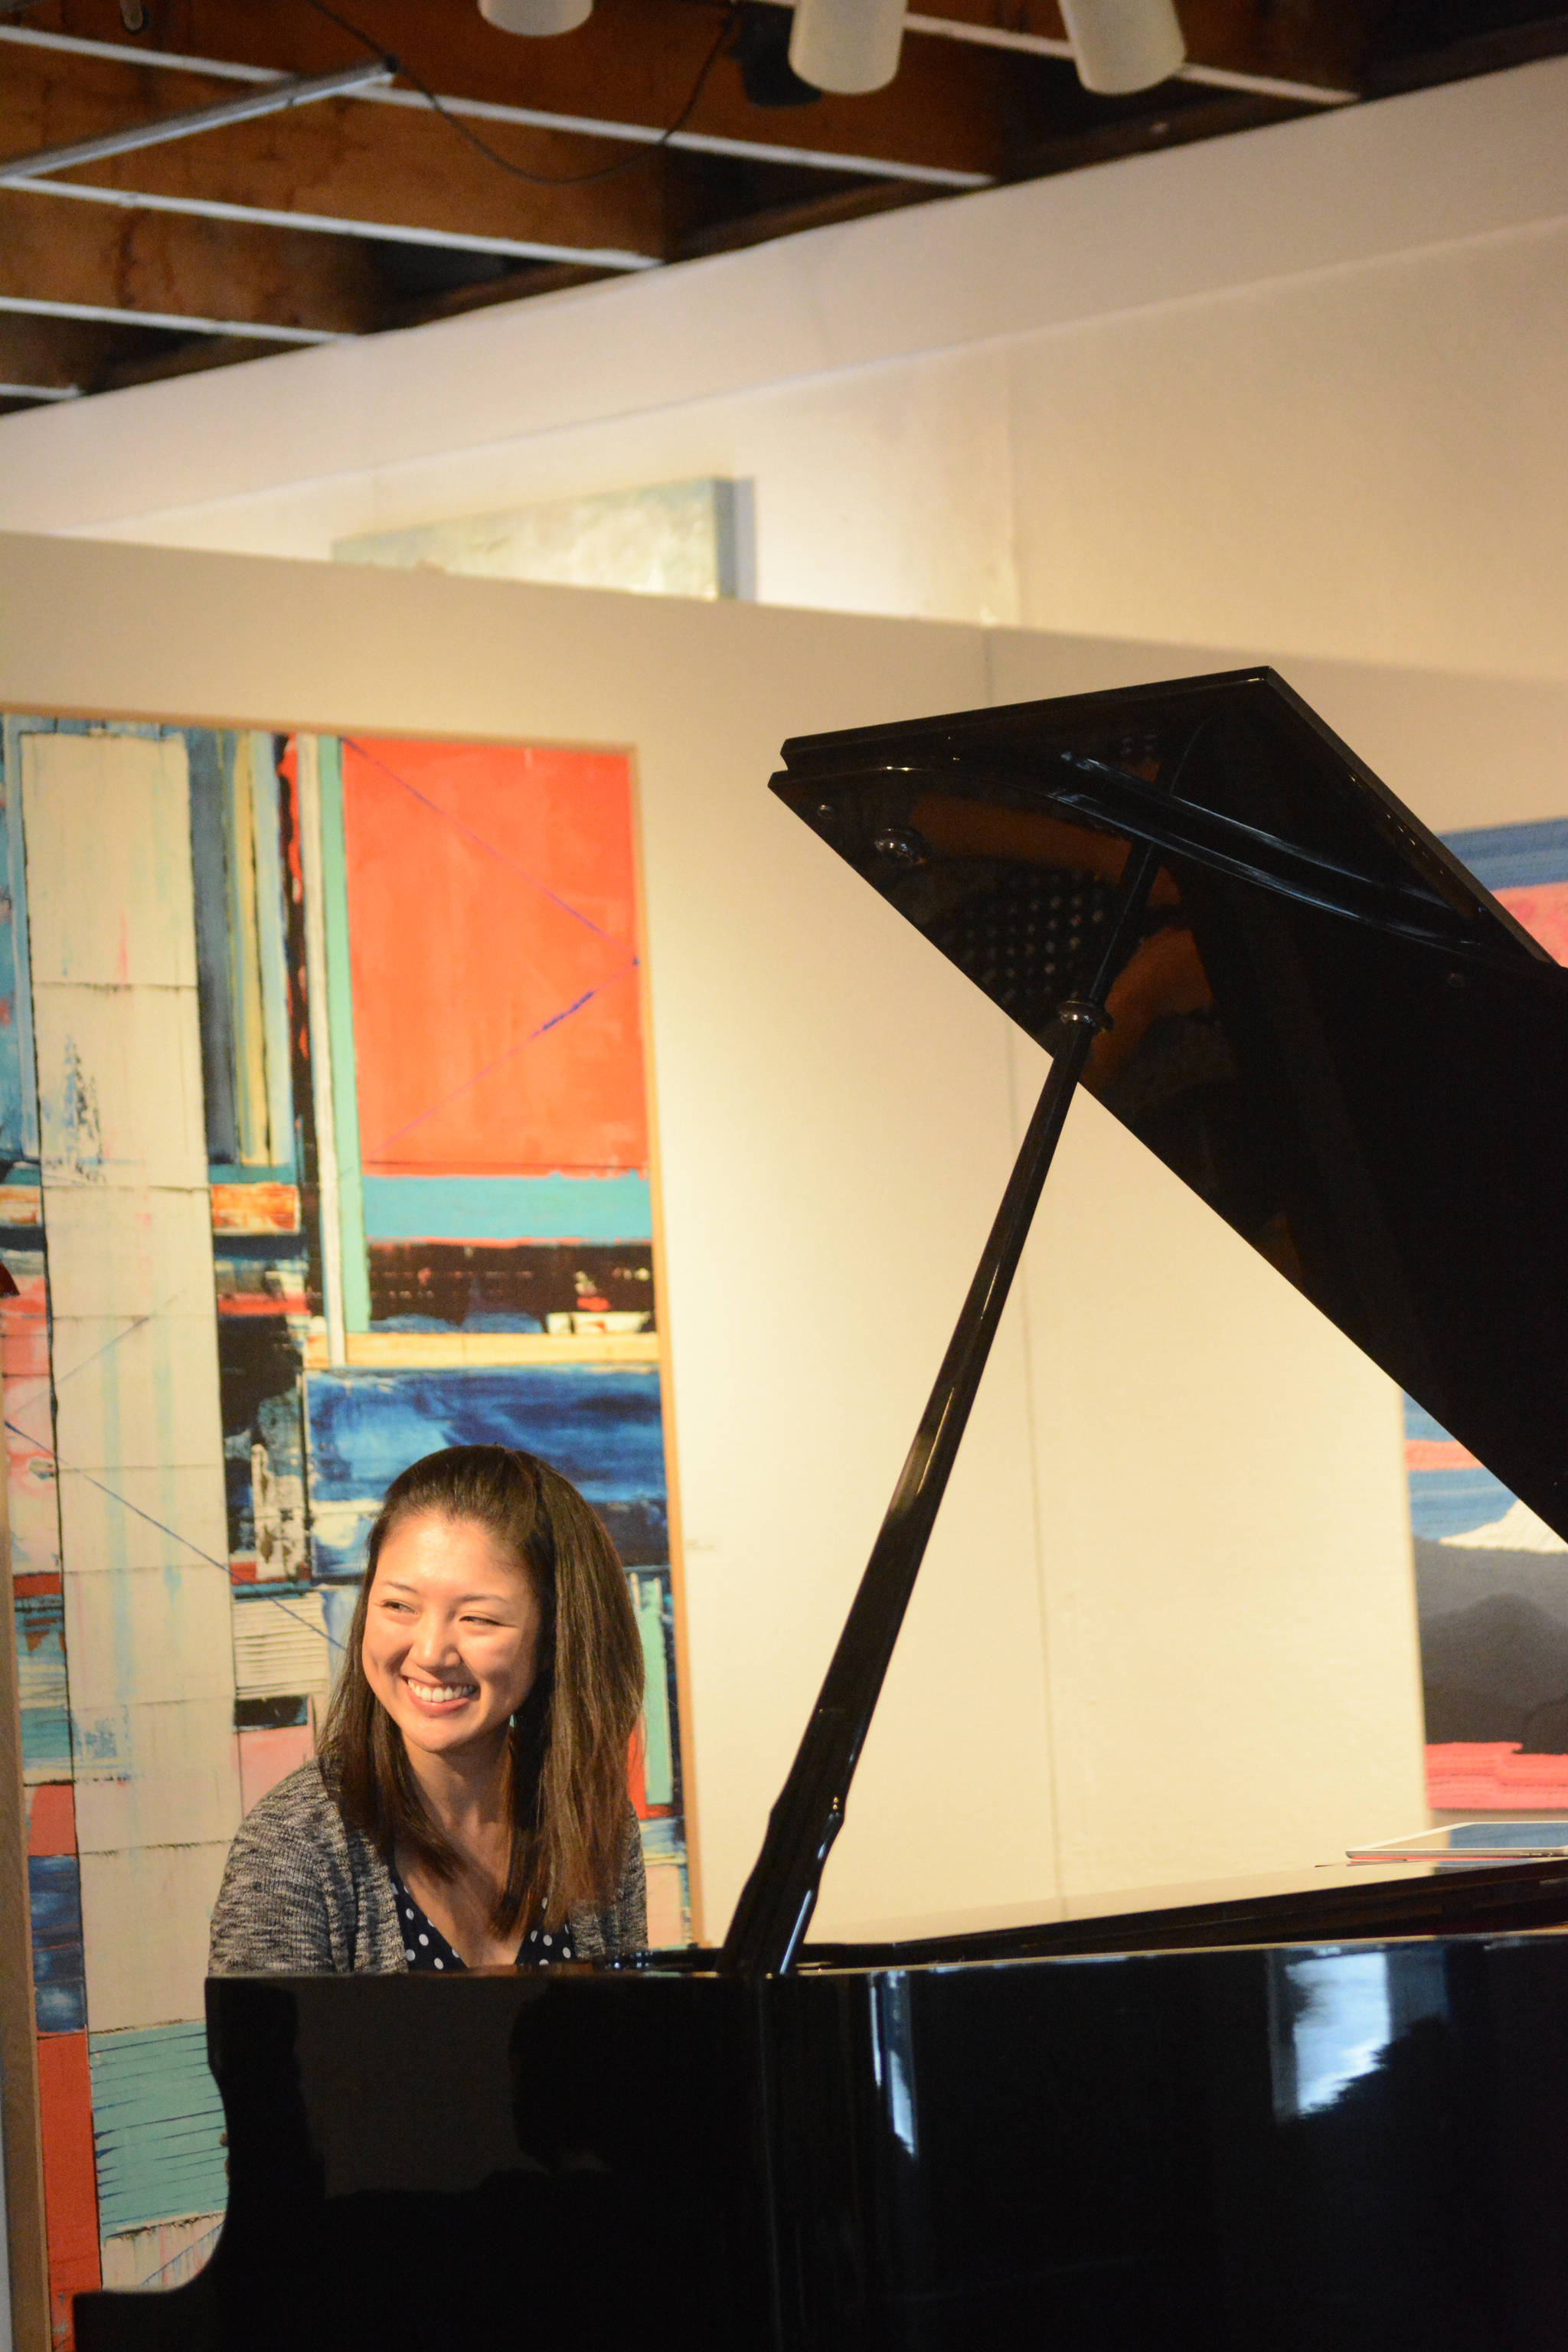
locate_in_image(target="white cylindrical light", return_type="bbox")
[480,0,592,34]
[1059,0,1184,93]
[789,0,906,94]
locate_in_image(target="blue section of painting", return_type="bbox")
[1407,1469,1517,1542]
[639,1815,684,1865]
[1403,1394,1518,1540]
[29,1852,87,2034]
[16,1588,70,1776]
[90,2023,228,2236]
[306,1365,669,1575]
[362,1172,653,1243]
[1443,816,1568,892]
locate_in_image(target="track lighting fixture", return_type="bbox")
[479,0,592,36]
[787,0,906,96]
[1060,0,1184,94]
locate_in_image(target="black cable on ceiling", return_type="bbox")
[300,0,740,188]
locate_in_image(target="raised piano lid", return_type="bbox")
[769,666,1568,1544]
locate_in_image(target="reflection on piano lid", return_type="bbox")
[771,666,1568,1542]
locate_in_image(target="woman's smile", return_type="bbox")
[403,1675,479,1710]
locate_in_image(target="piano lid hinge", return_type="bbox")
[1051,998,1115,1034]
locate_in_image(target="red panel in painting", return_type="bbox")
[341,737,648,1176]
[1498,880,1568,965]
[38,2030,100,2346]
[28,1780,76,1857]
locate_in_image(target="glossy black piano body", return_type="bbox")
[79,1857,1568,2352]
[76,671,1568,2350]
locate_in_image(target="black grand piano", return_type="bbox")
[80,672,1568,2351]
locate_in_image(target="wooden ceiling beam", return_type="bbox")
[1006,87,1305,184]
[0,40,671,263]
[0,181,390,334]
[675,174,931,260]
[1155,0,1367,94]
[0,304,141,390]
[38,0,1012,181]
[380,256,616,328]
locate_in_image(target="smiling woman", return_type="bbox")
[207,1446,647,1974]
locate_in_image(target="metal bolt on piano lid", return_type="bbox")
[79,670,1568,2352]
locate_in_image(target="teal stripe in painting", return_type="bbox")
[21,1705,73,1774]
[361,1173,653,1243]
[90,2021,227,2235]
[2,716,42,1158]
[634,1576,673,1807]
[316,738,371,1332]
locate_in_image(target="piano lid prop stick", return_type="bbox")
[721,836,1167,1977]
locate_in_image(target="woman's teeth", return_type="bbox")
[407,1678,477,1704]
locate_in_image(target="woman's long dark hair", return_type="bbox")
[319,1445,643,1937]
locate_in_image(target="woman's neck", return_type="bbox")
[395,1728,522,1965]
[402,1727,511,1852]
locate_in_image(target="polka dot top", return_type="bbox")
[390,1864,577,1971]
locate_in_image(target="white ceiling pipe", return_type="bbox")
[1059,0,1184,93]
[789,0,907,95]
[479,0,592,36]
[0,58,392,182]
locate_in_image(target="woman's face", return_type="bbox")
[361,1511,546,1765]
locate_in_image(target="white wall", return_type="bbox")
[0,59,1565,685]
[11,533,1567,1940]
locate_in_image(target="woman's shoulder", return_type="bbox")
[235,1757,345,1847]
[211,1756,395,1975]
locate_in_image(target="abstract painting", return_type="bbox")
[1,714,690,2345]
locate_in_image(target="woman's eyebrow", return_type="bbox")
[374,1576,520,1606]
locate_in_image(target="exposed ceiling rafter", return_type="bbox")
[0,36,674,271]
[0,0,1561,411]
[0,23,995,185]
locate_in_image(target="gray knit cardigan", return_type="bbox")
[208,1760,647,1974]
